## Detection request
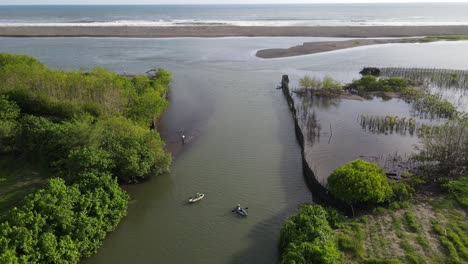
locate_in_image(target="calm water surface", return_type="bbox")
[1,38,467,263]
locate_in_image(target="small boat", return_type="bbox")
[188,193,205,203]
[233,205,248,216]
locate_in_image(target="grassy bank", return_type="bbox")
[337,196,467,264]
[281,195,467,264]
[283,68,467,263]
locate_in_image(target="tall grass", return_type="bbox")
[378,67,468,90]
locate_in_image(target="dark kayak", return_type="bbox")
[233,206,248,216]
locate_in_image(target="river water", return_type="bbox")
[1,38,467,263]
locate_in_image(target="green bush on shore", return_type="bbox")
[280,205,342,264]
[346,76,411,93]
[327,160,393,214]
[446,177,468,209]
[298,75,343,96]
[0,54,172,263]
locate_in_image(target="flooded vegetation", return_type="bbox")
[378,67,468,113]
[379,67,468,89]
[282,66,467,264]
[291,65,467,186]
[359,115,418,136]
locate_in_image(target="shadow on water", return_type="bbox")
[229,82,310,264]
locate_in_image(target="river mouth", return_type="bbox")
[1,37,467,263]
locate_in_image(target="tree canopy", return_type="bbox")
[327,160,393,205]
[0,53,172,263]
[279,205,342,264]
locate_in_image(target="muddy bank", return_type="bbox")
[280,76,350,213]
[257,39,406,58]
[2,25,468,38]
[257,37,468,58]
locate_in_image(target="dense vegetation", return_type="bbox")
[298,76,343,96]
[345,76,412,93]
[288,66,468,263]
[0,53,172,262]
[327,160,393,214]
[414,119,467,181]
[446,176,468,210]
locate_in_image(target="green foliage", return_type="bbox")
[416,235,430,250]
[55,147,113,183]
[414,120,468,180]
[412,93,457,118]
[328,160,393,206]
[0,53,41,68]
[360,258,403,264]
[432,216,468,263]
[391,182,414,202]
[424,35,468,41]
[446,177,468,209]
[154,69,173,88]
[360,115,417,136]
[95,117,171,182]
[280,205,342,264]
[0,53,169,123]
[337,222,365,258]
[324,207,346,229]
[0,96,20,152]
[18,115,80,165]
[0,54,172,262]
[0,176,128,263]
[126,88,168,127]
[3,88,101,121]
[298,75,343,96]
[347,76,411,93]
[404,211,420,233]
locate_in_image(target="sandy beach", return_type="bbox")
[1,25,468,38]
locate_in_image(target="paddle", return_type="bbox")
[232,206,248,212]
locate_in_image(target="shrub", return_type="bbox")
[391,182,415,202]
[446,177,468,209]
[280,205,342,264]
[0,54,172,263]
[346,76,410,93]
[414,120,467,180]
[298,75,343,96]
[328,160,393,211]
[299,75,322,90]
[0,96,20,151]
[0,176,128,263]
[95,117,171,182]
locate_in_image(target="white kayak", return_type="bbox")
[188,193,205,203]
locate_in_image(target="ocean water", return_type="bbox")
[1,3,468,27]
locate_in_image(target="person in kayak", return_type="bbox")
[237,204,241,210]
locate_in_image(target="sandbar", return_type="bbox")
[1,25,468,38]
